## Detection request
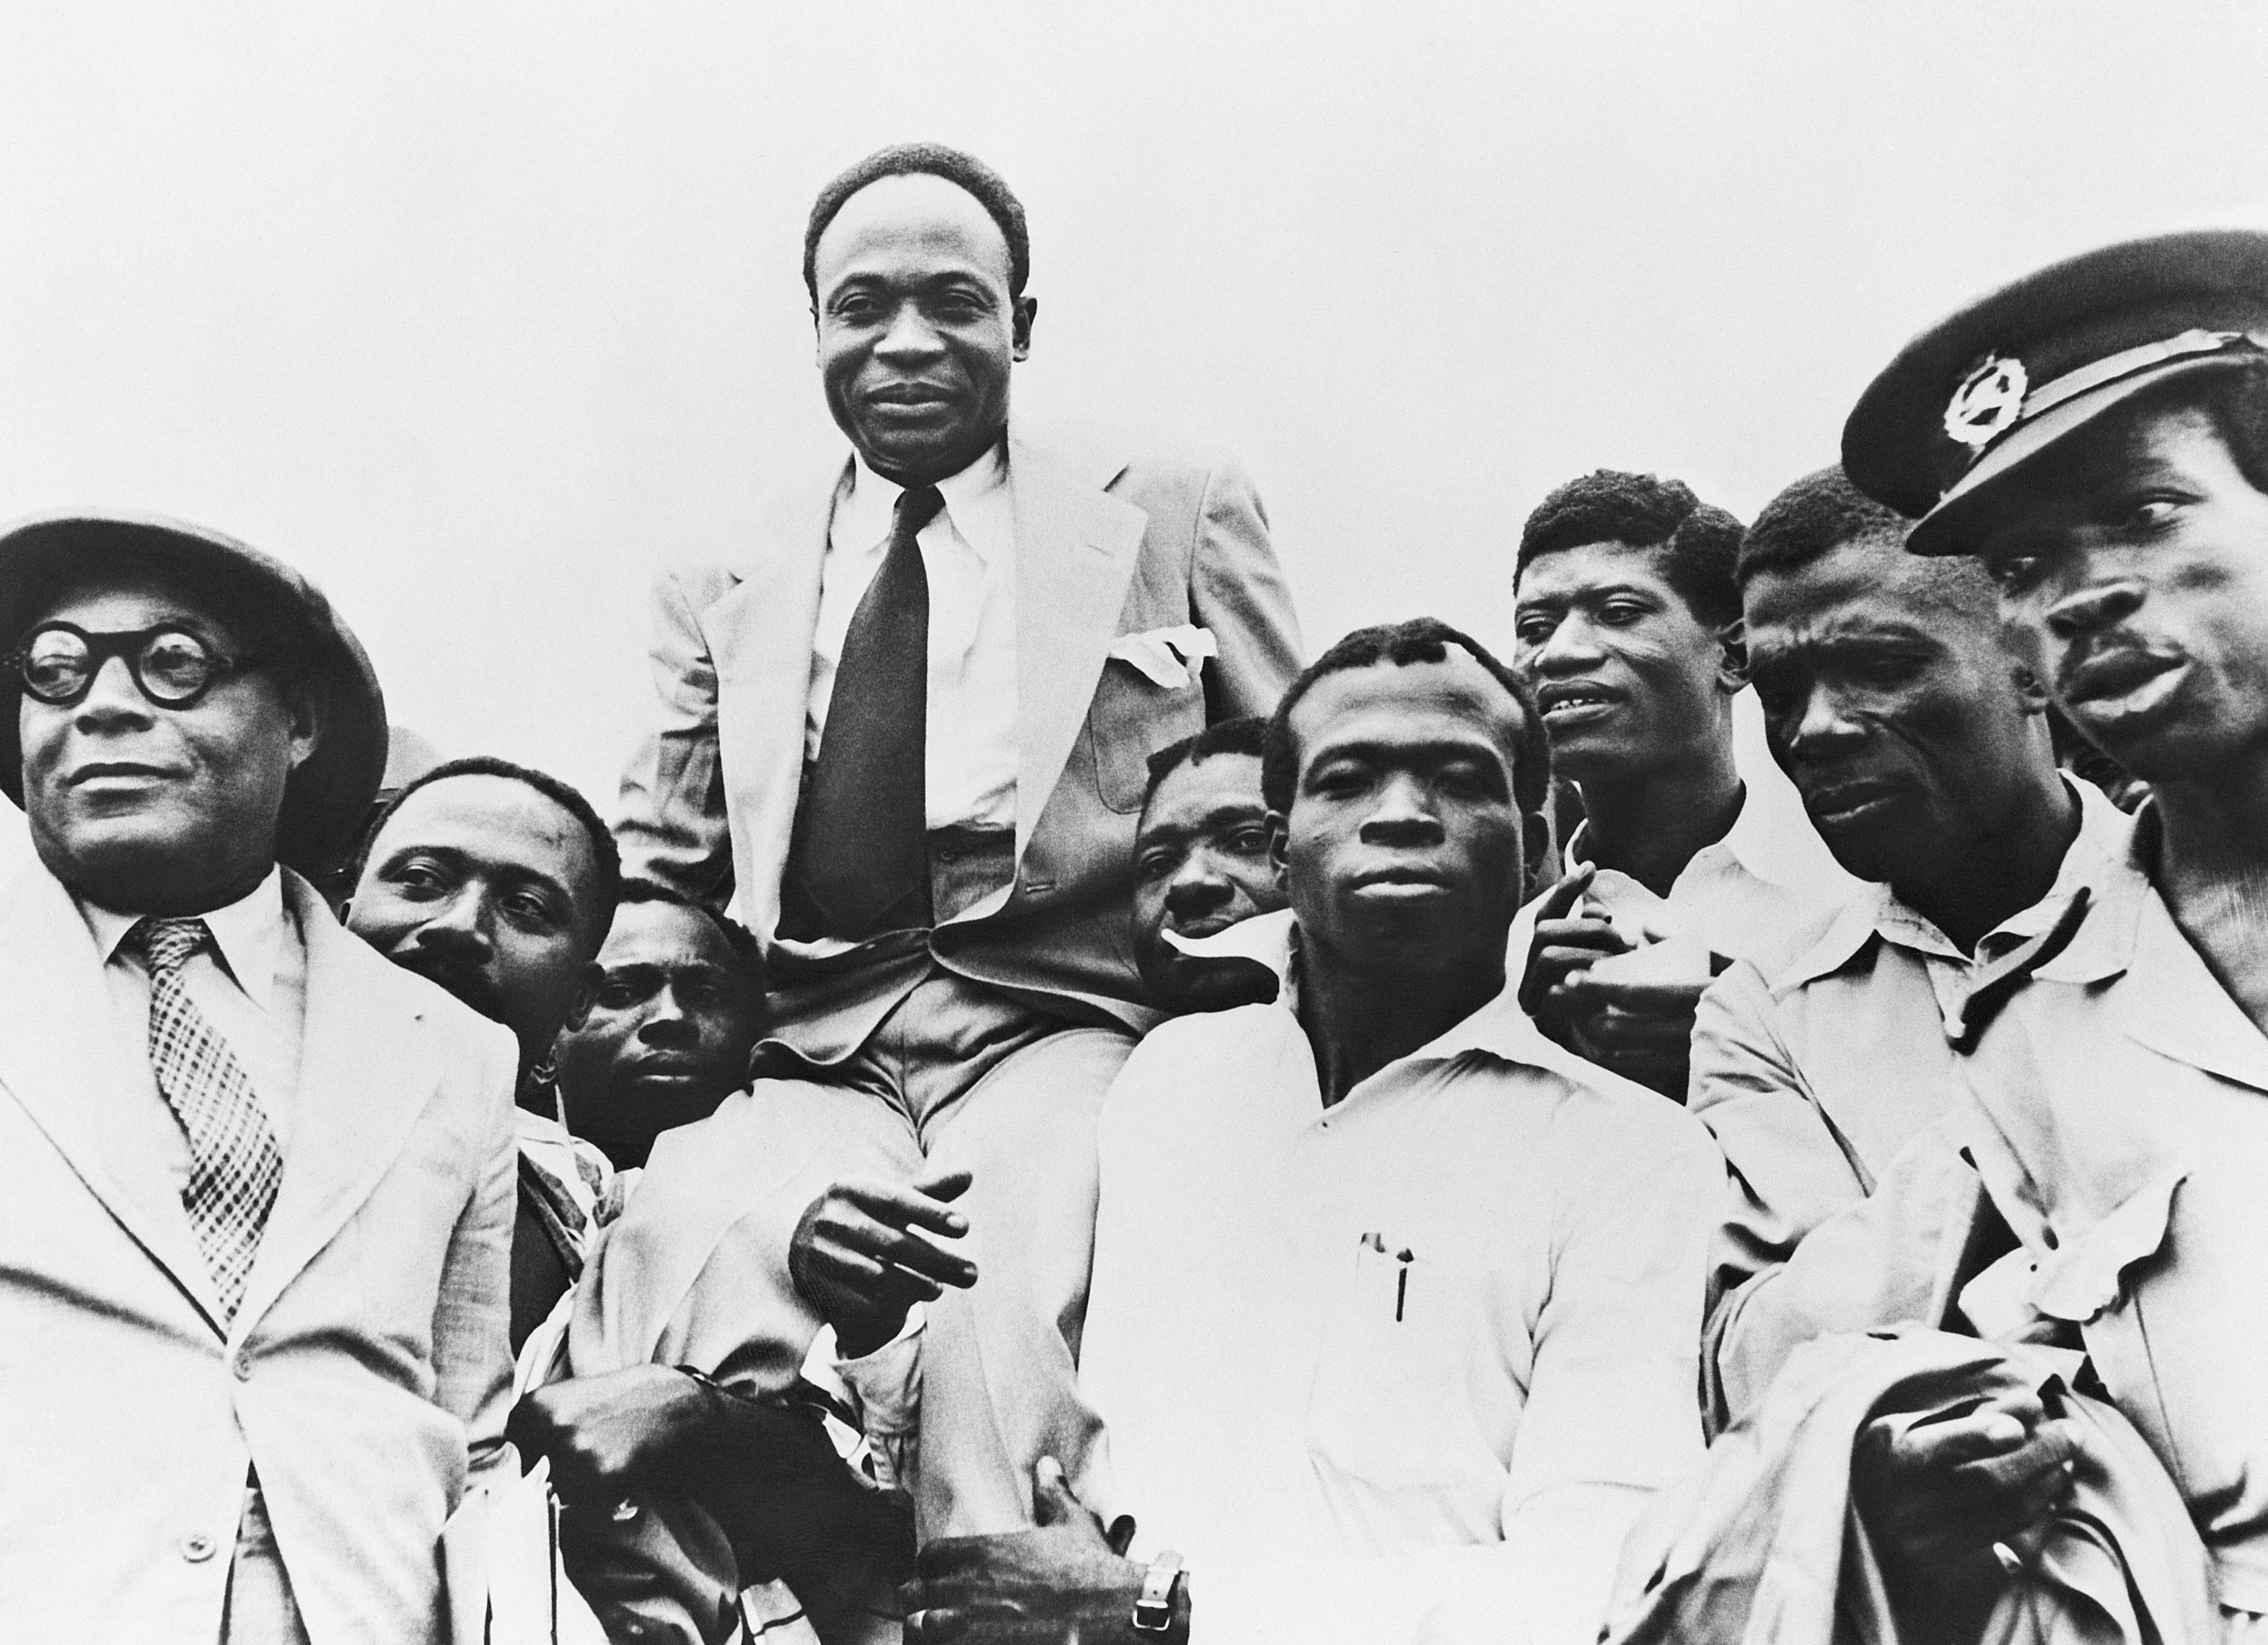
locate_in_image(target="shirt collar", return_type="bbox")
[1562,782,1784,894]
[1774,772,2139,995]
[839,438,1011,565]
[1230,908,1648,1108]
[78,865,292,1013]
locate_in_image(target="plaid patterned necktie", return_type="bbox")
[127,916,284,1322]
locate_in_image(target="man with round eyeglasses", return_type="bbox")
[0,514,519,1644]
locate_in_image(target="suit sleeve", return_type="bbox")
[616,569,736,909]
[431,1022,519,1488]
[1189,459,1303,720]
[1687,963,1873,1430]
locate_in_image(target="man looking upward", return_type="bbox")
[1509,470,1846,1094]
[568,142,1301,1633]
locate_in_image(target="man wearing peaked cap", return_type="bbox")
[0,514,519,1643]
[1737,231,2268,1639]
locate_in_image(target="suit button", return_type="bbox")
[180,1532,218,1563]
[232,1351,253,1381]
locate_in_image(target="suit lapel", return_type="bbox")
[232,876,441,1339]
[1008,433,1146,857]
[0,863,227,1333]
[711,471,840,942]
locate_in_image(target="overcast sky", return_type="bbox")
[4,1,2266,877]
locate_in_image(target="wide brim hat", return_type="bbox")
[1842,229,2268,555]
[0,513,388,877]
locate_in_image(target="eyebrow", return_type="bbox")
[1304,736,1506,769]
[377,842,577,907]
[1513,580,1663,610]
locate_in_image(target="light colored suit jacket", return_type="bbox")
[615,425,1303,1034]
[0,862,519,1644]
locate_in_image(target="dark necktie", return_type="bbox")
[127,916,284,1322]
[783,484,945,940]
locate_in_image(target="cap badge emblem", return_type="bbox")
[1944,355,2029,449]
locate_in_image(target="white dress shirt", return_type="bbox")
[76,866,309,1176]
[1077,911,1722,1645]
[807,441,1019,831]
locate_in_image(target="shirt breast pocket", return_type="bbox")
[1306,1240,1497,1488]
[1087,661,1207,813]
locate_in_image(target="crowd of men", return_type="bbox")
[1,140,2262,1645]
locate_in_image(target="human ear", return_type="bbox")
[285,685,324,774]
[1012,295,1037,361]
[563,961,604,1033]
[1266,811,1290,885]
[1715,619,1750,694]
[2010,661,2053,714]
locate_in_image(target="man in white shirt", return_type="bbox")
[1692,466,2136,1423]
[1509,470,1850,1095]
[0,514,517,1643]
[901,617,1722,1645]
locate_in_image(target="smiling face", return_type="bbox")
[19,574,318,913]
[346,773,605,1077]
[1961,393,2268,784]
[1132,749,1285,1011]
[1745,534,2052,886]
[1278,652,1530,986]
[555,897,757,1168]
[1511,542,1739,785]
[812,172,1034,486]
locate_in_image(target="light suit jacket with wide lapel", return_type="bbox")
[616,424,1303,1036]
[0,861,519,1645]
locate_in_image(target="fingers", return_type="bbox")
[1030,1455,1108,1548]
[1551,974,1709,1015]
[812,1201,978,1291]
[1894,1402,2045,1470]
[1531,863,1597,923]
[911,1165,975,1205]
[903,1605,966,1643]
[840,1177,975,1240]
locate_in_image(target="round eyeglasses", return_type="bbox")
[4,622,258,710]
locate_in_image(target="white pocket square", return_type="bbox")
[1107,625,1218,689]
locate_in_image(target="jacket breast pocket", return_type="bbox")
[1306,1240,1495,1488]
[1088,661,1207,813]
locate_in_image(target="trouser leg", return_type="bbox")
[907,1022,1135,1540]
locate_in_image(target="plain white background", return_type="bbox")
[4,1,2266,878]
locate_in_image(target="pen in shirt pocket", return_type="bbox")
[1358,1231,1418,1322]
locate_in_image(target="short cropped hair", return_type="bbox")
[1743,464,1999,618]
[1262,618,1551,823]
[358,755,623,948]
[1516,470,1745,630]
[613,878,765,998]
[1739,466,1911,583]
[804,142,1032,301]
[1141,715,1269,809]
